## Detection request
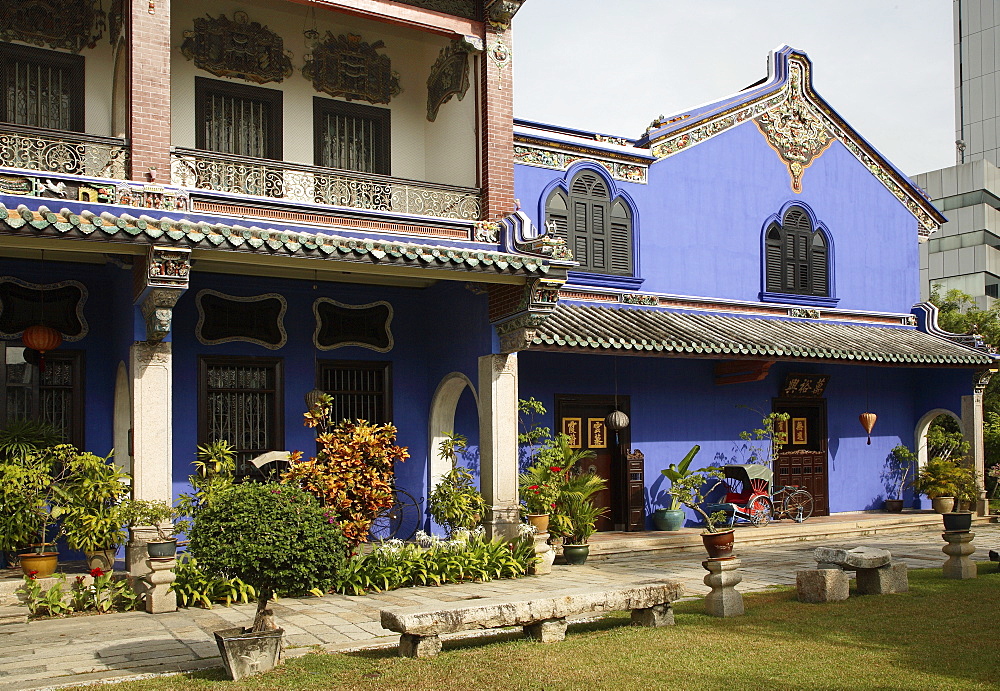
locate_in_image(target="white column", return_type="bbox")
[130,341,173,504]
[478,353,520,540]
[961,392,987,516]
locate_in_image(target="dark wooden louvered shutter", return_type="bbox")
[765,225,783,292]
[573,199,590,267]
[811,233,828,295]
[562,172,633,275]
[610,201,633,274]
[545,190,569,241]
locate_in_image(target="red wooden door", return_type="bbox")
[773,399,829,516]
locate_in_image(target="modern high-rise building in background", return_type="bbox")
[915,0,1000,309]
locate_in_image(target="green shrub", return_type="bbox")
[188,482,349,631]
[170,554,256,608]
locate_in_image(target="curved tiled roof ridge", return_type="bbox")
[0,202,558,278]
[530,304,995,366]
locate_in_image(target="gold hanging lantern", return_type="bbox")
[859,412,877,446]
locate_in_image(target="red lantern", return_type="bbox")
[859,412,877,446]
[22,325,62,372]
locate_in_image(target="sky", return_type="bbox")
[512,0,955,177]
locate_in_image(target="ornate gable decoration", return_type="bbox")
[395,0,477,20]
[754,63,834,192]
[0,0,105,53]
[181,12,293,85]
[427,39,471,122]
[303,33,401,105]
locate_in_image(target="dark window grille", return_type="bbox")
[314,98,390,174]
[0,43,84,131]
[195,77,282,159]
[545,171,633,276]
[318,360,391,424]
[765,207,829,297]
[1,347,83,447]
[199,357,283,470]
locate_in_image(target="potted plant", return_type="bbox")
[656,445,701,530]
[912,456,962,513]
[428,432,486,537]
[60,448,131,572]
[553,473,608,565]
[664,466,732,558]
[884,445,916,512]
[189,482,348,681]
[119,499,180,557]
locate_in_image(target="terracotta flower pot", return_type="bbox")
[526,514,550,533]
[85,549,117,573]
[19,552,59,578]
[701,529,735,559]
[884,499,904,513]
[931,496,956,514]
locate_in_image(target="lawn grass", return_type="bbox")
[67,563,1000,691]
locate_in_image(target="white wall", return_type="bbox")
[170,0,477,187]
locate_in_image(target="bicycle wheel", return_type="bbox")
[747,495,772,527]
[367,488,424,542]
[784,490,814,522]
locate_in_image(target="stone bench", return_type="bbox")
[379,580,683,658]
[797,546,907,602]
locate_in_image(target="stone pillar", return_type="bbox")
[703,558,745,617]
[478,353,520,540]
[131,341,173,505]
[145,557,177,613]
[962,383,988,516]
[942,531,977,579]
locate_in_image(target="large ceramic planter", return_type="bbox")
[146,539,178,558]
[526,514,550,533]
[215,627,284,681]
[652,508,685,531]
[884,499,904,513]
[931,496,956,514]
[19,552,58,577]
[85,549,117,573]
[701,530,735,559]
[942,511,973,532]
[562,544,590,565]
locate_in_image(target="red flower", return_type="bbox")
[549,467,562,473]
[27,570,38,579]
[551,502,556,509]
[527,485,539,490]
[89,567,105,578]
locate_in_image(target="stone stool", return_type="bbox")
[942,531,977,579]
[797,568,849,602]
[145,557,177,614]
[812,546,906,595]
[703,558,744,617]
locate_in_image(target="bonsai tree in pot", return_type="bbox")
[656,445,702,531]
[119,499,180,557]
[664,466,732,558]
[428,432,486,537]
[60,448,131,571]
[884,445,917,512]
[912,456,962,514]
[189,482,348,681]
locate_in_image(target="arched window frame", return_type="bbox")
[760,202,838,307]
[540,163,642,289]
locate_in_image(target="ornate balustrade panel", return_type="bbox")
[171,149,481,220]
[0,125,129,180]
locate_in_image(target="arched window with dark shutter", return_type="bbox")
[763,206,830,298]
[545,170,634,276]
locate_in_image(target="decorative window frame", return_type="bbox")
[195,289,288,349]
[538,161,643,290]
[312,97,391,175]
[194,76,284,160]
[759,201,838,308]
[312,298,394,352]
[0,43,85,132]
[0,277,89,340]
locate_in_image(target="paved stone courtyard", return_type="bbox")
[1,524,998,691]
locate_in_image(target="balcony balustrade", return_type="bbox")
[0,123,129,180]
[171,148,482,221]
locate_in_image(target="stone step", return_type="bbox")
[0,604,27,626]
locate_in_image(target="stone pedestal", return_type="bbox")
[857,563,909,594]
[145,557,177,613]
[399,633,441,658]
[942,531,977,579]
[631,603,674,627]
[797,568,849,602]
[703,558,744,617]
[523,618,567,642]
[528,532,555,575]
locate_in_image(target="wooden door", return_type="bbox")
[555,395,630,532]
[773,398,829,516]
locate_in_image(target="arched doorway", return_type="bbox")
[428,372,479,491]
[914,408,962,469]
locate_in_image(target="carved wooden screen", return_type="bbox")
[195,77,282,159]
[313,98,389,174]
[1,346,83,447]
[318,360,391,424]
[0,43,84,131]
[199,357,283,469]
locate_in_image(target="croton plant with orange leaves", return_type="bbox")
[282,394,409,548]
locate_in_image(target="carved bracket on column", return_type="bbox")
[495,312,551,354]
[133,246,191,342]
[485,0,524,30]
[490,276,563,354]
[974,367,998,395]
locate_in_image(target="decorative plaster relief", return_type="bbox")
[196,290,288,349]
[312,298,393,352]
[488,38,511,89]
[180,12,293,84]
[0,277,88,340]
[427,39,471,122]
[303,33,401,104]
[0,0,105,52]
[146,246,191,290]
[514,145,647,184]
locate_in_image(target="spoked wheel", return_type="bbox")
[368,488,424,541]
[784,490,814,522]
[747,495,772,527]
